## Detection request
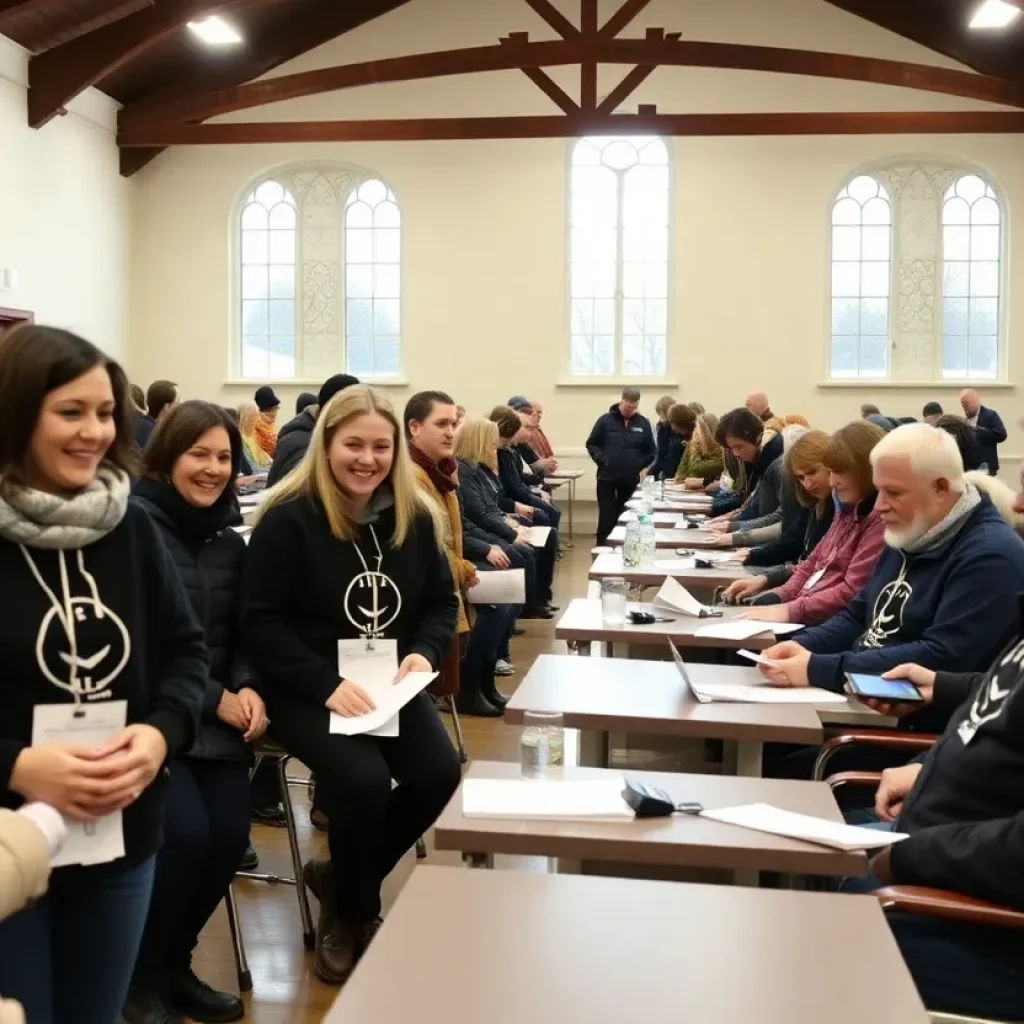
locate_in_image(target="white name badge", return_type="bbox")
[803,568,827,591]
[337,638,400,737]
[31,700,128,868]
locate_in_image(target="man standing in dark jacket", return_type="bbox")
[266,374,358,487]
[586,387,656,544]
[960,388,1006,475]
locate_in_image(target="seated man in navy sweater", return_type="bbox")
[759,424,1024,730]
[839,633,1024,1020]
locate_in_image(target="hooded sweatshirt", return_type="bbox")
[889,629,1024,916]
[799,489,1024,697]
[0,467,207,875]
[240,491,458,709]
[771,492,885,624]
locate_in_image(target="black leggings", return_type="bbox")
[268,691,461,922]
[135,757,251,979]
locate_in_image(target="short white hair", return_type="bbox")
[869,423,965,492]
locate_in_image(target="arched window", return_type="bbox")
[345,179,401,378]
[829,175,892,379]
[240,180,297,379]
[941,174,1001,380]
[569,136,670,377]
[236,168,401,381]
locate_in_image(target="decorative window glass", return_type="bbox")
[240,180,297,379]
[829,175,892,379]
[345,179,401,378]
[941,175,1001,380]
[236,168,401,380]
[569,136,670,377]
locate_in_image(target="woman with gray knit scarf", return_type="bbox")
[0,325,207,1024]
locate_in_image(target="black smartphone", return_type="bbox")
[845,673,925,703]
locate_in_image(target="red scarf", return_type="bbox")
[409,443,457,494]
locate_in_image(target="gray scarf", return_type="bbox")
[902,480,982,555]
[0,465,130,550]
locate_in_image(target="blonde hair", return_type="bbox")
[256,385,437,545]
[785,429,830,509]
[689,413,720,457]
[237,401,260,436]
[237,400,271,469]
[455,418,499,474]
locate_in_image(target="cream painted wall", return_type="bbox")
[126,0,1024,494]
[0,36,129,358]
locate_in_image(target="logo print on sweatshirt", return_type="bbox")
[969,638,1023,730]
[38,598,130,698]
[861,577,913,648]
[343,571,402,639]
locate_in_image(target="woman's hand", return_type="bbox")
[325,680,376,718]
[737,602,790,623]
[758,642,812,688]
[237,687,268,741]
[707,518,731,534]
[708,533,733,547]
[486,545,511,569]
[395,653,433,682]
[515,528,532,546]
[217,690,248,732]
[9,745,131,822]
[83,724,169,817]
[514,502,535,518]
[723,575,768,603]
[684,477,704,490]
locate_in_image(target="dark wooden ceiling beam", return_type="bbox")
[12,0,156,53]
[580,0,597,109]
[600,0,651,38]
[118,34,1024,129]
[521,0,579,39]
[119,108,1024,146]
[26,0,284,128]
[597,64,656,113]
[520,65,580,114]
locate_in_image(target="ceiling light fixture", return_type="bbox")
[969,0,1021,29]
[186,15,243,45]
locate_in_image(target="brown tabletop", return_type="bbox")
[589,551,751,589]
[608,525,720,548]
[434,761,867,877]
[326,868,928,1024]
[554,597,777,650]
[505,655,824,746]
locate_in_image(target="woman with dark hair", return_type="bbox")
[126,401,265,1024]
[708,407,785,524]
[0,326,206,1024]
[934,414,987,473]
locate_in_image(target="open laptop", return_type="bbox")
[667,638,710,704]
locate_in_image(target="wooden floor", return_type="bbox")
[192,542,593,1023]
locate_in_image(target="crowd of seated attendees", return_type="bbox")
[2,324,1022,1024]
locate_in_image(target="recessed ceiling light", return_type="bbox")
[186,15,243,45]
[969,0,1021,29]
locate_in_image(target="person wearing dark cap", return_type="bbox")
[136,379,178,451]
[266,374,359,487]
[922,401,943,426]
[296,392,318,416]
[253,386,281,458]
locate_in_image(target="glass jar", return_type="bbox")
[520,710,565,778]
[600,576,628,626]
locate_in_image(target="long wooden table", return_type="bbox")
[504,654,823,775]
[326,868,929,1024]
[434,760,868,879]
[589,550,751,590]
[607,525,722,549]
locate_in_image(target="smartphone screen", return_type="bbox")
[846,674,923,701]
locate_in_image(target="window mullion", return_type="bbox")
[615,168,625,374]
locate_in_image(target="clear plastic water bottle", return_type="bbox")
[637,512,657,567]
[622,519,643,567]
[520,710,565,778]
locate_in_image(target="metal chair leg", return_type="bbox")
[415,837,428,859]
[277,755,316,950]
[224,884,252,992]
[447,696,468,764]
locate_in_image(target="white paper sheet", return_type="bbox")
[329,671,438,736]
[693,620,804,640]
[467,568,526,605]
[594,553,698,574]
[700,803,908,851]
[652,576,710,617]
[737,648,775,666]
[688,680,848,705]
[526,525,552,547]
[461,777,634,821]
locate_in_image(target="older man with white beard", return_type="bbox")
[759,424,1024,704]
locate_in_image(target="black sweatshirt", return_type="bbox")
[240,495,458,709]
[890,632,1024,911]
[0,504,207,873]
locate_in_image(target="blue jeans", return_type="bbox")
[840,822,1024,1019]
[0,855,156,1024]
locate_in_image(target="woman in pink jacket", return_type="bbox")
[737,420,887,625]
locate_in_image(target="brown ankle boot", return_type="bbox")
[355,917,384,963]
[315,919,361,985]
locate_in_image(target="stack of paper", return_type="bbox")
[524,525,552,547]
[462,777,634,821]
[700,803,908,851]
[687,680,848,705]
[328,671,438,736]
[652,576,712,617]
[694,620,803,640]
[467,568,525,605]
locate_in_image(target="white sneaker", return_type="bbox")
[495,659,515,676]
